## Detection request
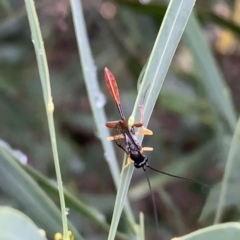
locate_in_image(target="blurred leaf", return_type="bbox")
[106,19,142,78]
[160,90,197,115]
[115,1,166,20]
[0,141,82,240]
[184,13,237,131]
[70,0,135,237]
[201,118,240,223]
[0,207,47,240]
[200,183,240,223]
[0,0,13,16]
[175,222,240,240]
[0,1,47,34]
[115,0,240,38]
[157,188,187,233]
[22,163,129,240]
[183,13,238,225]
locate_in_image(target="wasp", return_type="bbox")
[104,67,153,170]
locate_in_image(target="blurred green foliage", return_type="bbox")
[1,0,240,239]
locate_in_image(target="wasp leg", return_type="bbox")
[142,147,154,152]
[133,104,145,128]
[133,106,153,136]
[136,127,153,136]
[107,134,124,141]
[120,157,132,175]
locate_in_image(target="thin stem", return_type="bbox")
[47,108,69,240]
[24,0,69,239]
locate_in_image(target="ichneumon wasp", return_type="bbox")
[104,67,153,170]
[104,67,205,237]
[104,67,204,183]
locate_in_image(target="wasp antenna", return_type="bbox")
[142,167,160,237]
[147,165,205,187]
[140,83,151,105]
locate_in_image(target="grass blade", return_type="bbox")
[23,1,70,239]
[139,212,145,240]
[22,163,129,240]
[183,13,238,224]
[116,0,240,39]
[107,0,197,239]
[175,222,240,240]
[184,12,237,131]
[0,143,82,240]
[215,118,240,223]
[69,0,136,232]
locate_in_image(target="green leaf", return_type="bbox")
[0,207,47,240]
[200,183,240,223]
[0,141,82,240]
[22,163,129,240]
[116,0,240,38]
[107,0,197,239]
[184,12,237,131]
[201,118,240,223]
[176,222,240,240]
[69,0,136,233]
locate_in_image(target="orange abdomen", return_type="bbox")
[104,67,121,105]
